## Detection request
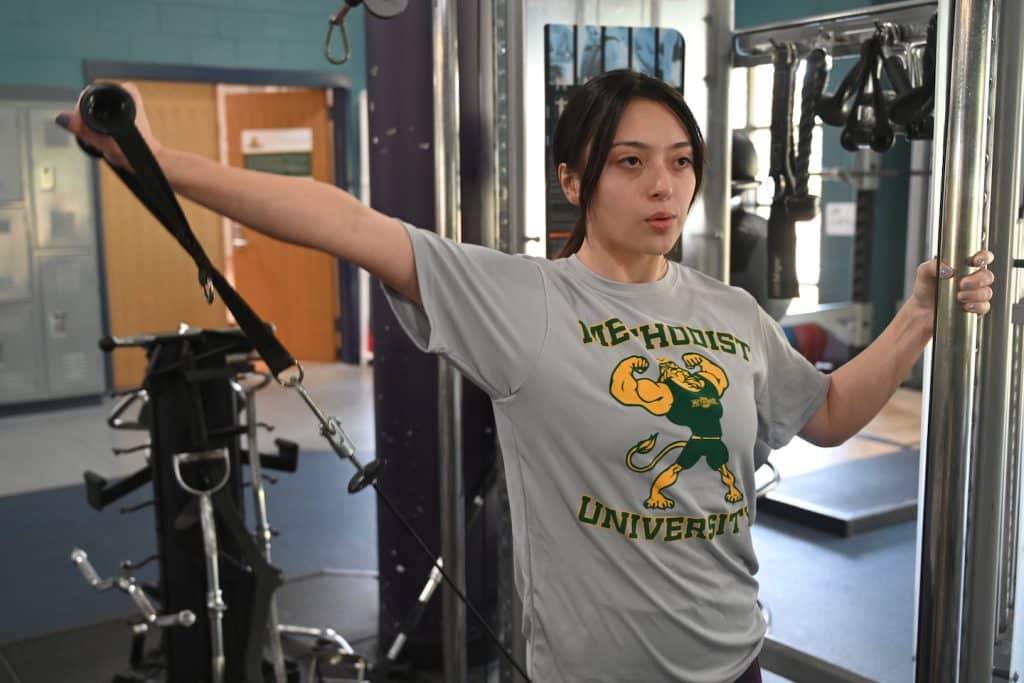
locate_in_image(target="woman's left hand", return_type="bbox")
[910,250,996,317]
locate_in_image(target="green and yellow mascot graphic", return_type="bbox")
[610,353,743,509]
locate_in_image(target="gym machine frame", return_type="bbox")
[731,1,1024,681]
[72,326,370,682]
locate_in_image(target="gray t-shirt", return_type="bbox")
[385,222,830,683]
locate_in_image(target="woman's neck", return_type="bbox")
[575,240,669,283]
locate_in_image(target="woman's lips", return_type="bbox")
[646,213,675,231]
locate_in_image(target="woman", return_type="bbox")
[59,70,994,683]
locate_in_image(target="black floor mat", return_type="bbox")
[759,450,919,536]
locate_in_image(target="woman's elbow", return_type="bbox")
[798,411,851,448]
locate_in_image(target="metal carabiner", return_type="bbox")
[273,359,305,390]
[324,2,356,65]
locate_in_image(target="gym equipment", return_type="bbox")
[766,41,800,299]
[73,328,295,683]
[731,130,759,191]
[887,15,936,140]
[173,449,232,683]
[71,549,196,630]
[760,449,920,536]
[789,45,829,222]
[72,82,530,682]
[233,374,287,682]
[324,0,409,65]
[378,465,499,668]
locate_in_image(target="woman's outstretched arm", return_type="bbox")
[59,82,420,304]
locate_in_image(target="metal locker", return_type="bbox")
[0,208,30,303]
[27,106,95,249]
[0,302,42,403]
[37,251,104,396]
[0,106,23,203]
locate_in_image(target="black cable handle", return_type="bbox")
[790,46,830,222]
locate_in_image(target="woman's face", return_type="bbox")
[584,98,697,260]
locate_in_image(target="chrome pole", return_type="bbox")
[498,0,525,254]
[915,0,995,680]
[704,0,733,282]
[479,0,497,251]
[963,0,1024,678]
[241,381,287,683]
[433,0,467,680]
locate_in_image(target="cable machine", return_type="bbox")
[731,1,1024,681]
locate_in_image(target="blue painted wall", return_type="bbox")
[736,0,914,338]
[0,0,366,190]
[736,0,880,29]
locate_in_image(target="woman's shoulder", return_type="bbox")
[673,262,759,305]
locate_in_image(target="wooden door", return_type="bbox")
[99,81,225,389]
[224,89,339,364]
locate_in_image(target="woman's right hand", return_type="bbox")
[55,82,161,172]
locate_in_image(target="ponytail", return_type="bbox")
[555,217,587,258]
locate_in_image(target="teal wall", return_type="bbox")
[0,0,366,190]
[736,0,881,29]
[736,0,914,338]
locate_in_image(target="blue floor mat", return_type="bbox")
[0,452,377,643]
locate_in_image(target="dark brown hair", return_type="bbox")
[551,69,706,258]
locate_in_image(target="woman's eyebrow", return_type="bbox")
[610,141,693,150]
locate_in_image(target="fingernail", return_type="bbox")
[54,113,70,129]
[940,265,954,278]
[958,292,969,301]
[966,303,976,310]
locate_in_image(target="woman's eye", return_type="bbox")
[676,157,692,168]
[618,156,641,167]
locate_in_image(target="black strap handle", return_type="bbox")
[768,42,798,198]
[78,84,297,378]
[767,42,800,300]
[789,47,830,222]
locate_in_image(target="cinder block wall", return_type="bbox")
[0,0,367,192]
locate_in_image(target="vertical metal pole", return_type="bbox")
[479,0,497,251]
[433,0,467,681]
[244,387,287,683]
[915,1,995,680]
[504,0,524,255]
[703,0,732,281]
[965,0,1024,678]
[198,492,226,683]
[497,0,525,255]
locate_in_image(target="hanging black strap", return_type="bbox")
[789,46,829,222]
[767,42,800,300]
[78,83,296,378]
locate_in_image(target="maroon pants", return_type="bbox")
[732,658,762,683]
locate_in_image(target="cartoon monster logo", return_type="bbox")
[609,353,743,509]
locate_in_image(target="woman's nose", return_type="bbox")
[649,166,673,199]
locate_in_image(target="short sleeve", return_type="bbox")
[382,221,548,399]
[754,302,831,449]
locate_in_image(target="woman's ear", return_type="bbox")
[558,162,581,206]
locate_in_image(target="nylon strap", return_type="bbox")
[95,114,296,378]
